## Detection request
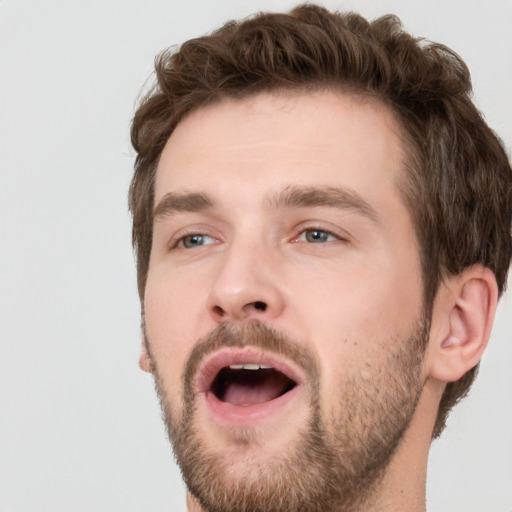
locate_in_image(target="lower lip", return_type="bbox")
[203,385,302,426]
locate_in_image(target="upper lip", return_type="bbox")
[196,347,306,394]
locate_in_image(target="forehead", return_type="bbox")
[154,90,407,211]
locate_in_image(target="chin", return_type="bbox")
[150,320,428,512]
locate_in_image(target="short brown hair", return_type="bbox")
[129,4,512,437]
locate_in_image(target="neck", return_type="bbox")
[359,378,443,512]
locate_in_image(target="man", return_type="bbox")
[129,4,512,512]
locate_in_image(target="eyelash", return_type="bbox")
[294,227,345,244]
[167,225,347,250]
[168,232,215,249]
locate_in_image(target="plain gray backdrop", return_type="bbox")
[1,0,511,511]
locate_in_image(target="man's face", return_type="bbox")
[144,91,428,512]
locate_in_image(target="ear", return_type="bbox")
[426,266,498,383]
[139,321,154,374]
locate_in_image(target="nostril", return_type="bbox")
[253,301,267,311]
[210,300,269,320]
[213,305,225,316]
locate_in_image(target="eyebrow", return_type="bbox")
[153,192,213,221]
[268,185,379,223]
[153,185,378,223]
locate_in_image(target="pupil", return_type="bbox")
[307,230,327,243]
[184,234,203,247]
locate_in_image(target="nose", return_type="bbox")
[206,239,285,323]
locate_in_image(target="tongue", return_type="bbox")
[222,369,293,407]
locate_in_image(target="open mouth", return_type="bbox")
[211,363,297,407]
[197,349,303,423]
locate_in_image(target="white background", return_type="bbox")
[0,1,511,511]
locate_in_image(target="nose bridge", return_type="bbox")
[207,230,284,322]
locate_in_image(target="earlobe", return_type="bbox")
[428,266,498,383]
[139,325,154,374]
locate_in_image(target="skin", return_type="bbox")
[140,90,498,511]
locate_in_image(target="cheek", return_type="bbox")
[299,260,422,409]
[143,268,205,388]
[297,261,421,340]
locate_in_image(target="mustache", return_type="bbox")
[183,320,320,393]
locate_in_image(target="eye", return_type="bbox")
[297,228,339,243]
[179,234,217,248]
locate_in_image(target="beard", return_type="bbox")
[148,319,428,512]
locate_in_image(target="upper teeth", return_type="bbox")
[229,363,273,370]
